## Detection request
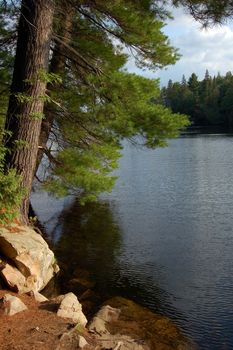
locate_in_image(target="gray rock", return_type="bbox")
[57,292,87,326]
[1,294,28,316]
[0,225,59,292]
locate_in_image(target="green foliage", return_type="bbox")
[37,70,62,85]
[43,143,120,204]
[0,143,24,224]
[161,71,233,128]
[43,70,189,200]
[0,0,190,209]
[29,112,45,119]
[15,92,34,104]
[0,168,24,224]
[13,139,29,149]
[15,92,53,105]
[0,4,15,128]
[76,0,179,70]
[58,71,189,145]
[172,0,233,26]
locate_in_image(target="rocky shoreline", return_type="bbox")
[0,225,197,350]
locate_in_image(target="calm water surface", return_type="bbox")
[32,134,233,350]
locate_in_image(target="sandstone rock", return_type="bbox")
[0,294,28,316]
[0,225,59,292]
[55,327,94,350]
[28,290,48,302]
[88,316,109,334]
[51,294,66,305]
[88,308,149,348]
[88,305,120,335]
[78,335,88,348]
[57,292,87,326]
[1,263,28,293]
[96,305,121,323]
[97,334,148,350]
[113,342,123,350]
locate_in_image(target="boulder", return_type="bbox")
[88,305,150,349]
[88,316,108,334]
[95,305,121,323]
[28,290,48,302]
[55,327,93,350]
[57,292,87,326]
[78,335,88,348]
[0,293,28,316]
[88,305,121,335]
[0,225,59,292]
[0,263,28,293]
[94,334,148,350]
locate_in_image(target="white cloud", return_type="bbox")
[126,7,233,86]
[158,8,233,85]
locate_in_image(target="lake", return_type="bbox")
[32,133,233,350]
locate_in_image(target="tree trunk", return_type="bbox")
[4,0,55,224]
[36,3,74,173]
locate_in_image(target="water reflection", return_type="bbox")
[53,198,186,323]
[32,134,233,350]
[54,200,122,279]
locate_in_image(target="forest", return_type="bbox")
[161,70,233,128]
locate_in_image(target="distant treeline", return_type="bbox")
[161,70,233,128]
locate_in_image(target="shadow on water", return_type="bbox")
[50,198,188,326]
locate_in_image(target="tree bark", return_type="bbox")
[4,0,55,224]
[36,3,74,174]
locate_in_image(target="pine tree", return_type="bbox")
[34,1,188,201]
[1,0,190,223]
[3,0,55,223]
[188,73,199,97]
[172,0,233,26]
[181,74,187,86]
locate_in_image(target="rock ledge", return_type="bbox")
[0,225,59,293]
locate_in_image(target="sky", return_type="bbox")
[126,6,233,87]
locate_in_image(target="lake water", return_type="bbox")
[32,134,233,350]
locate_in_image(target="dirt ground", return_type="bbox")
[0,290,196,350]
[0,290,76,350]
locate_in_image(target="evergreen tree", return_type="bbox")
[0,3,16,127]
[161,70,233,128]
[220,73,233,127]
[2,0,55,223]
[0,0,189,223]
[172,0,233,26]
[188,73,199,96]
[181,74,187,86]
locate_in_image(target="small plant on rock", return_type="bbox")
[0,143,24,225]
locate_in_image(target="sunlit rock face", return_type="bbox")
[0,293,28,316]
[56,292,87,326]
[0,225,59,293]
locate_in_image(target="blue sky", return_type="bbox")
[126,7,233,87]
